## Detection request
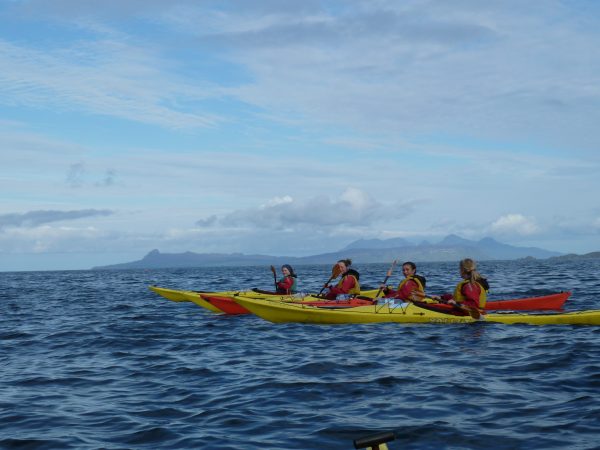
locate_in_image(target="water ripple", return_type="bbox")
[2,261,600,448]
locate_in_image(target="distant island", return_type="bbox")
[548,251,600,261]
[92,234,569,270]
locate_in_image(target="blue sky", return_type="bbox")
[2,0,600,271]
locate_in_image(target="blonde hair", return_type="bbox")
[460,258,482,283]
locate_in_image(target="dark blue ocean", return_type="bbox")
[2,259,600,449]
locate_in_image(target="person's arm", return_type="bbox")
[328,276,355,295]
[327,284,343,295]
[383,287,398,297]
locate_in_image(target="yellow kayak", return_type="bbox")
[148,286,237,313]
[147,285,326,313]
[233,295,600,326]
[149,285,381,314]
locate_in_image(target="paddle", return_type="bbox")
[318,263,344,296]
[353,430,395,449]
[410,290,437,301]
[411,290,482,320]
[270,265,277,291]
[374,260,397,298]
[464,305,482,320]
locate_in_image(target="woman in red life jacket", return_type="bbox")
[382,261,426,301]
[276,264,298,294]
[324,259,361,300]
[434,258,489,315]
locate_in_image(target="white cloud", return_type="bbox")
[0,209,113,230]
[0,225,109,253]
[4,2,600,150]
[263,195,293,207]
[490,214,539,236]
[0,39,221,129]
[206,3,600,151]
[196,188,392,230]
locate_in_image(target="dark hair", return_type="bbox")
[404,261,425,287]
[414,274,427,288]
[282,264,296,278]
[402,261,416,271]
[338,258,352,267]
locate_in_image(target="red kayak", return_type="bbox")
[201,295,252,315]
[486,291,570,311]
[414,293,571,316]
[201,291,570,315]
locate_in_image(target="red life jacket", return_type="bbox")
[397,275,425,295]
[335,272,361,295]
[453,280,488,309]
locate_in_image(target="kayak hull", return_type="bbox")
[486,291,569,310]
[149,286,233,313]
[232,296,600,326]
[202,295,250,315]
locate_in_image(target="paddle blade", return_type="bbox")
[466,306,482,320]
[270,265,278,289]
[331,263,344,279]
[318,263,344,295]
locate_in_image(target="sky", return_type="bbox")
[2,0,600,271]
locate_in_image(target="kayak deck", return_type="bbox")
[149,286,199,302]
[149,286,224,313]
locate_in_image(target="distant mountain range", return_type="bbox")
[92,235,566,270]
[548,251,600,261]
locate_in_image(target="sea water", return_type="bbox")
[2,259,600,449]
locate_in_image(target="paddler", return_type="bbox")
[323,259,360,300]
[433,258,489,316]
[276,264,298,294]
[381,261,426,302]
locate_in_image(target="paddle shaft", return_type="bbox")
[318,274,337,295]
[412,290,481,319]
[374,260,397,298]
[270,265,277,290]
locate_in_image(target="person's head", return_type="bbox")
[337,258,352,273]
[459,258,479,282]
[402,261,417,278]
[282,264,295,277]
